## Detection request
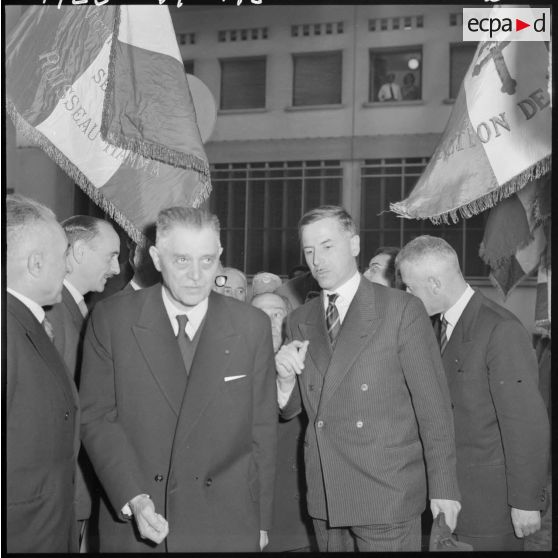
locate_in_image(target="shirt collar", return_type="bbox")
[161,285,208,336]
[63,278,84,306]
[7,288,45,323]
[323,271,361,305]
[129,279,141,291]
[443,284,475,328]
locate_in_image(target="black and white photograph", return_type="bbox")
[4,1,552,553]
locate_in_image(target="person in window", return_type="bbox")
[377,73,402,102]
[401,73,420,100]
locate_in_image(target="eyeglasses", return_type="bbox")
[214,275,227,287]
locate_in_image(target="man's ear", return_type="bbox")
[218,246,223,258]
[71,240,86,264]
[350,234,360,258]
[27,251,43,278]
[149,245,162,272]
[428,275,442,295]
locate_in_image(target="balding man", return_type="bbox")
[397,235,550,551]
[6,194,79,552]
[45,215,120,549]
[222,266,248,302]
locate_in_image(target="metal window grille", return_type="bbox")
[360,158,489,277]
[210,161,343,275]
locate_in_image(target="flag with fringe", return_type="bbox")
[6,5,211,244]
[479,175,551,335]
[390,38,551,224]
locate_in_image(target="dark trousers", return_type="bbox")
[313,515,421,552]
[455,532,524,552]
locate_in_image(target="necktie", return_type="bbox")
[78,299,89,318]
[325,293,341,346]
[439,316,449,354]
[176,314,192,375]
[42,316,55,343]
[390,84,395,99]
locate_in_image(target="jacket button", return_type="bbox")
[361,384,368,391]
[205,478,213,487]
[64,411,70,420]
[356,420,364,428]
[154,474,164,482]
[316,420,324,428]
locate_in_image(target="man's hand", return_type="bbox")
[259,530,268,551]
[129,494,169,544]
[430,499,461,532]
[511,508,541,538]
[275,340,309,390]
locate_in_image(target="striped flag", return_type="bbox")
[6,5,211,243]
[390,37,551,224]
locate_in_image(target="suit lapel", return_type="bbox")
[442,290,482,371]
[174,292,239,444]
[8,294,76,407]
[319,279,381,408]
[132,287,187,416]
[299,298,332,376]
[62,286,85,330]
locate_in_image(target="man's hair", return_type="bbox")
[6,194,56,256]
[61,215,107,245]
[251,291,292,314]
[396,235,460,271]
[372,246,400,289]
[155,206,220,245]
[298,205,357,237]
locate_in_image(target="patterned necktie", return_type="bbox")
[42,316,55,343]
[176,314,191,375]
[325,293,341,346]
[439,316,449,354]
[78,299,89,318]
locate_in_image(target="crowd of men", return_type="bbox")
[6,194,550,553]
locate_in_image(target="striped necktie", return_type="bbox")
[325,293,341,346]
[439,315,449,354]
[176,314,192,376]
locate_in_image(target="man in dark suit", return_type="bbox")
[80,206,277,552]
[397,235,550,551]
[275,206,460,551]
[6,194,79,553]
[46,215,120,549]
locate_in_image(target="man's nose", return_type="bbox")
[188,262,201,281]
[110,258,120,275]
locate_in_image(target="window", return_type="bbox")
[209,161,342,275]
[360,158,489,277]
[450,43,478,99]
[292,51,342,106]
[183,60,194,75]
[220,57,266,110]
[370,46,422,102]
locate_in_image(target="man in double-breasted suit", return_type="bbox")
[46,215,120,548]
[6,194,79,553]
[398,235,550,551]
[80,206,277,552]
[276,206,461,552]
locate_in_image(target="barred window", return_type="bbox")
[210,161,343,275]
[360,158,489,278]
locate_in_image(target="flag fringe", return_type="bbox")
[390,156,551,225]
[8,99,143,246]
[100,6,211,182]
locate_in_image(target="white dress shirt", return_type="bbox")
[442,284,475,341]
[161,286,208,341]
[64,278,85,306]
[7,288,45,323]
